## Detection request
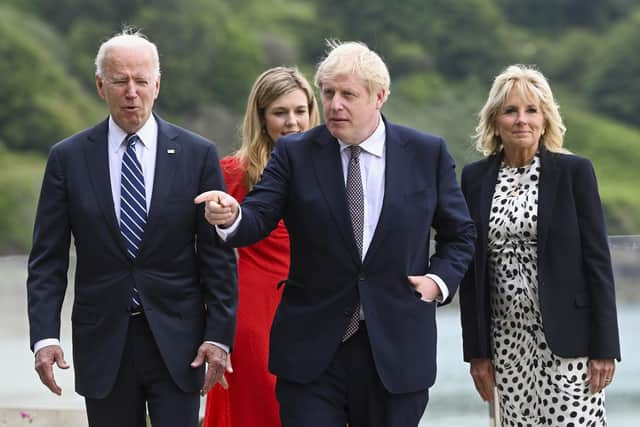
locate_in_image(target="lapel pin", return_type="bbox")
[167,148,176,154]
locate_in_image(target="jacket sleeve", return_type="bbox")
[573,158,621,360]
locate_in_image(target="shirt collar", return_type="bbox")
[108,115,158,154]
[338,114,385,158]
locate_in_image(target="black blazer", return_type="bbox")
[225,118,476,393]
[27,115,238,398]
[460,148,621,362]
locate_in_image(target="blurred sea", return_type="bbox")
[1,253,638,426]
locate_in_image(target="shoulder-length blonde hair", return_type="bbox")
[236,66,320,190]
[474,64,567,156]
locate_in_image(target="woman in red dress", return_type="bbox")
[203,67,320,427]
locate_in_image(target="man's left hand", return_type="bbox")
[190,343,231,396]
[407,275,441,302]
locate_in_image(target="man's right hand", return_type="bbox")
[194,191,239,228]
[35,345,69,395]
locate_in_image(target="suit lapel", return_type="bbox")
[138,118,179,258]
[83,119,127,254]
[537,148,559,256]
[312,128,362,265]
[364,124,407,265]
[478,153,502,251]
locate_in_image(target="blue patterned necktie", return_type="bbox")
[119,133,146,312]
[343,145,364,341]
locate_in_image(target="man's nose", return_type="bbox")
[125,81,138,97]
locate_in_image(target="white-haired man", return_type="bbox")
[27,29,237,427]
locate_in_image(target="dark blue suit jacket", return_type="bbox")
[27,115,238,398]
[460,148,621,362]
[226,118,475,393]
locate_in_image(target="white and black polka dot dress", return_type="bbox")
[488,155,607,426]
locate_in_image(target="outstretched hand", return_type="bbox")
[35,345,70,396]
[194,191,239,228]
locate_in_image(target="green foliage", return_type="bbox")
[563,109,640,234]
[302,0,514,79]
[0,5,103,153]
[534,30,598,91]
[1,0,640,253]
[0,144,45,254]
[136,0,266,114]
[385,75,486,168]
[584,10,640,126]
[497,0,636,32]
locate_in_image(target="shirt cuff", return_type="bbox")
[34,338,61,354]
[215,208,242,241]
[425,273,449,302]
[205,341,229,354]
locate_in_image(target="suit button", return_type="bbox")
[359,273,365,281]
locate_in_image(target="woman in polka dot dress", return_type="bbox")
[460,64,621,426]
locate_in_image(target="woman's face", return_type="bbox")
[264,89,311,142]
[495,88,545,154]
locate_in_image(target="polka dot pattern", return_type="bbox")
[488,155,606,426]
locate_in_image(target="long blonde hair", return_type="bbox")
[474,64,568,156]
[236,67,320,190]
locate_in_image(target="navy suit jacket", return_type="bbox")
[460,148,621,363]
[27,115,238,398]
[225,118,475,393]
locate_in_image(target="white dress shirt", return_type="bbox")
[108,116,158,218]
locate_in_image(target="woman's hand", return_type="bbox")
[470,358,496,401]
[587,358,616,394]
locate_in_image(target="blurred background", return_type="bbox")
[2,0,640,252]
[1,0,639,425]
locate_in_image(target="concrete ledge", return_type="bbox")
[0,408,87,427]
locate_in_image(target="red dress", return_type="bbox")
[203,156,288,427]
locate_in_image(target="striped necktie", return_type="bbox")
[119,133,146,312]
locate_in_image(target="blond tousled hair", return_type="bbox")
[314,40,390,102]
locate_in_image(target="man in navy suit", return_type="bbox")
[195,40,475,427]
[26,29,237,427]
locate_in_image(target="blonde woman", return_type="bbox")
[203,67,319,427]
[460,64,620,426]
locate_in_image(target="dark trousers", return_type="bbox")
[276,322,429,427]
[85,314,200,427]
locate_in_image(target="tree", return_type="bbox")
[586,9,640,126]
[0,5,102,153]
